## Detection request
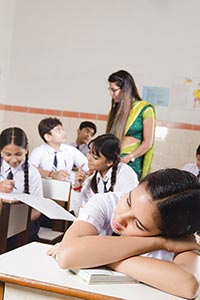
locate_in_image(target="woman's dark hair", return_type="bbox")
[140,168,200,237]
[106,70,142,140]
[0,127,29,193]
[88,134,120,193]
[38,117,62,143]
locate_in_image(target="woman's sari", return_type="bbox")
[121,100,156,180]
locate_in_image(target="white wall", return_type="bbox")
[0,0,16,101]
[1,0,200,123]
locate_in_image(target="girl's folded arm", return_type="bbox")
[56,221,165,269]
[54,221,200,270]
[109,251,200,299]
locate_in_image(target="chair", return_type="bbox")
[0,198,31,254]
[38,178,72,244]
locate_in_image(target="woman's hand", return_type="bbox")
[120,155,132,164]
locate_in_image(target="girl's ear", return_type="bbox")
[25,144,29,154]
[106,160,113,168]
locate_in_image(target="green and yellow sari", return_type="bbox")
[121,100,156,180]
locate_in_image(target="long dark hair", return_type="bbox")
[106,70,141,140]
[141,168,200,237]
[89,134,120,193]
[0,127,29,194]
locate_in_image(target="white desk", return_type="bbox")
[0,242,196,300]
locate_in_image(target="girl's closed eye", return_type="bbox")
[135,220,145,231]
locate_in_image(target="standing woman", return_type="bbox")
[106,70,156,180]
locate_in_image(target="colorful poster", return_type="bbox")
[142,86,170,107]
[171,77,200,110]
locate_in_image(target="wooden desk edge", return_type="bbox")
[0,198,21,204]
[0,273,123,300]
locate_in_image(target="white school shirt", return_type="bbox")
[71,163,139,216]
[0,160,43,196]
[29,143,89,175]
[69,142,89,157]
[182,163,200,177]
[77,192,175,262]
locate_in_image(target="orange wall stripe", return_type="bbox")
[0,103,199,131]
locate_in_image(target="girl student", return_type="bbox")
[48,169,200,299]
[0,127,43,243]
[71,133,138,216]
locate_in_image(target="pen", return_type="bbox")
[64,160,67,169]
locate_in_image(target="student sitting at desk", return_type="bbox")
[0,127,43,243]
[72,133,138,216]
[29,117,89,227]
[48,168,200,299]
[29,117,88,181]
[69,121,97,157]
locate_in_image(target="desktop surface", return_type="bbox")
[0,242,197,300]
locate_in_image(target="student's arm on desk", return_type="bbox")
[47,221,200,270]
[109,251,200,299]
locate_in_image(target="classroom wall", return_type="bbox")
[0,108,198,172]
[1,0,200,121]
[0,0,199,171]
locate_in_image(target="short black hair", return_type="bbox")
[79,121,97,135]
[38,117,62,143]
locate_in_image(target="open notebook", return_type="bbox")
[69,267,138,284]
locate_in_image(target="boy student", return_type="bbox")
[182,144,200,181]
[69,121,97,157]
[29,117,89,181]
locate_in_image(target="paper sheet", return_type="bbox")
[0,192,76,221]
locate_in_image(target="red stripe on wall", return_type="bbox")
[0,104,199,131]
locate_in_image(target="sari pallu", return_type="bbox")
[121,100,156,180]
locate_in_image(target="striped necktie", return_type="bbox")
[7,168,13,180]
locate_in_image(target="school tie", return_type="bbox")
[53,152,58,170]
[197,171,200,181]
[7,168,13,180]
[102,180,108,193]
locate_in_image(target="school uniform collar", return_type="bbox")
[2,160,24,175]
[44,143,64,153]
[96,167,113,183]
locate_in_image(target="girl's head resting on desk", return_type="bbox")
[0,127,28,169]
[111,168,200,238]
